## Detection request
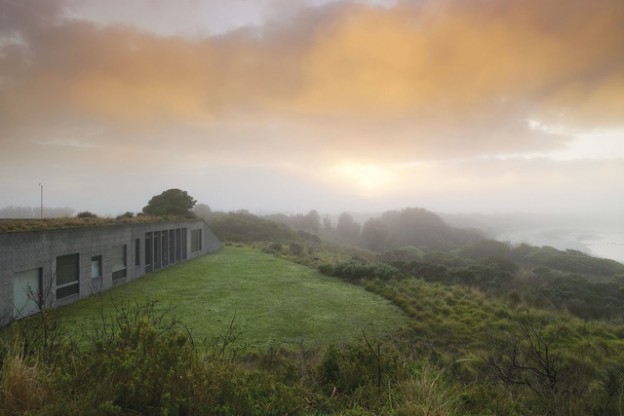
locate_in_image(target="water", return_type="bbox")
[497,228,624,264]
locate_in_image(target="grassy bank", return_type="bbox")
[56,245,407,348]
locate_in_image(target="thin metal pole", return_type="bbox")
[39,183,43,219]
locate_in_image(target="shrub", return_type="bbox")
[115,211,134,219]
[0,343,51,414]
[76,211,98,218]
[320,259,401,281]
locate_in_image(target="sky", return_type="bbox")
[1,0,623,218]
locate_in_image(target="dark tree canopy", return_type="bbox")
[142,189,197,218]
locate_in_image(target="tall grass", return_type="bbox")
[0,339,51,415]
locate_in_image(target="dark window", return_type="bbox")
[91,256,102,278]
[56,253,79,299]
[112,245,127,280]
[181,228,187,259]
[169,230,176,263]
[191,229,202,252]
[162,231,169,266]
[145,232,152,266]
[154,233,160,268]
[175,228,182,261]
[134,239,140,266]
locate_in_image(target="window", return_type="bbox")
[169,230,176,264]
[134,239,140,266]
[175,228,182,261]
[91,256,102,279]
[112,245,127,280]
[145,232,152,266]
[13,268,42,318]
[57,253,79,299]
[154,233,160,267]
[181,228,187,259]
[162,231,169,266]
[191,229,202,252]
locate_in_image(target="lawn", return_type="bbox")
[57,246,408,348]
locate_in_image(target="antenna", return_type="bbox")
[39,183,43,219]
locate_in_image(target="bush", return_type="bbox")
[76,211,98,218]
[115,211,134,219]
[320,259,401,281]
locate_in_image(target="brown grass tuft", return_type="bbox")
[0,349,50,415]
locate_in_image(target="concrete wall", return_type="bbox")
[0,220,221,326]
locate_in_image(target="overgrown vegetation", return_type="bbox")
[3,206,624,415]
[3,261,624,415]
[0,216,167,233]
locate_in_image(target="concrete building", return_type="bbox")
[0,219,221,327]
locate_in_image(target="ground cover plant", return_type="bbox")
[0,216,166,233]
[3,228,624,415]
[54,246,407,348]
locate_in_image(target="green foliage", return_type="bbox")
[74,302,198,414]
[55,247,406,348]
[0,215,165,233]
[361,207,483,252]
[334,212,362,245]
[208,211,298,243]
[3,245,624,415]
[512,244,624,276]
[265,210,322,236]
[76,211,98,218]
[320,259,402,281]
[115,211,134,219]
[459,239,512,261]
[142,188,197,218]
[318,338,402,395]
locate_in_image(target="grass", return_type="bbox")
[0,215,168,233]
[56,246,408,348]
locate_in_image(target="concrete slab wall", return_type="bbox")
[0,219,221,326]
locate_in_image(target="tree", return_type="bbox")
[361,218,387,251]
[335,212,361,244]
[193,203,212,220]
[142,189,197,218]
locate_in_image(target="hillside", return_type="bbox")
[2,224,624,414]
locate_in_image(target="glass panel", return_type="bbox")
[154,233,160,266]
[57,254,79,286]
[91,256,102,278]
[111,245,127,272]
[162,231,168,266]
[169,230,176,263]
[191,229,202,252]
[57,283,79,298]
[13,268,41,318]
[145,233,152,265]
[135,239,141,266]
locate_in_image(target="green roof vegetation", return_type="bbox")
[0,216,196,233]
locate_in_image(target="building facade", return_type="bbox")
[0,219,221,327]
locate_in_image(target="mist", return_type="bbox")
[1,0,623,257]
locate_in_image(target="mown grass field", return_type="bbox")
[57,246,408,348]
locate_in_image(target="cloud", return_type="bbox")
[1,0,623,169]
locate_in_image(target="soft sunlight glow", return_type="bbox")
[330,162,396,196]
[550,128,624,161]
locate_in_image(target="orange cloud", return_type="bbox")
[1,0,623,165]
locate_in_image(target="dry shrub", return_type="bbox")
[396,364,462,416]
[0,348,50,415]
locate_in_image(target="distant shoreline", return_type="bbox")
[497,228,624,264]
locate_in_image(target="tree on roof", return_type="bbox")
[142,189,197,219]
